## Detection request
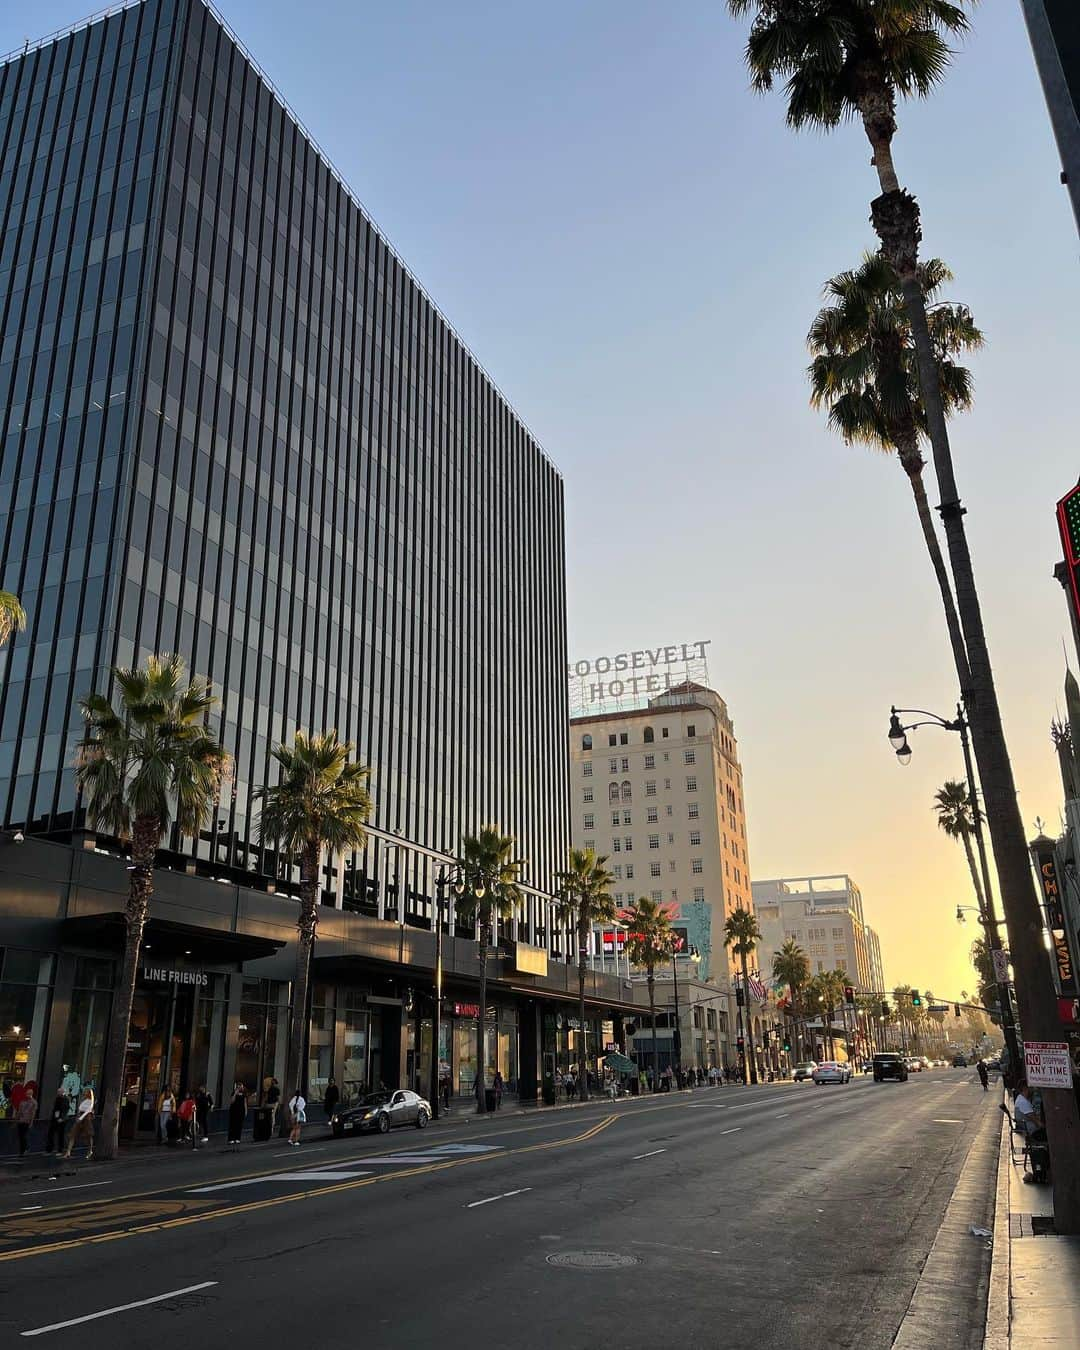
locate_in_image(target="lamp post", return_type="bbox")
[429,866,451,1121]
[887,704,1021,1080]
[671,944,699,1081]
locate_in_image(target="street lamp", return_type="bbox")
[885,702,1021,1079]
[671,943,699,1081]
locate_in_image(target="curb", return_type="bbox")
[983,1108,1011,1350]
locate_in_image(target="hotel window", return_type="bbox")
[584,814,595,830]
[612,865,623,880]
[621,782,632,802]
[609,735,617,747]
[662,728,669,738]
[612,838,621,853]
[650,862,661,878]
[669,860,676,872]
[692,859,703,874]
[667,833,675,844]
[648,834,660,850]
[645,781,656,796]
[581,735,592,750]
[644,727,654,744]
[609,783,620,803]
[609,759,618,774]
[651,891,663,902]
[584,839,595,851]
[688,803,699,819]
[621,757,630,772]
[832,927,844,938]
[693,887,705,902]
[583,763,593,777]
[625,864,635,879]
[622,810,632,825]
[647,807,658,824]
[686,777,697,793]
[583,788,593,803]
[664,778,672,790]
[624,837,634,852]
[689,830,701,847]
[644,754,655,769]
[612,811,621,827]
[684,749,696,765]
[620,733,629,746]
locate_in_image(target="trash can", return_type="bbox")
[252,1106,273,1142]
[485,1088,497,1112]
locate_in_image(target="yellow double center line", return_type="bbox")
[0,1113,617,1265]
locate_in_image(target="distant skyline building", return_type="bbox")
[752,875,877,993]
[865,924,886,995]
[1022,0,1080,232]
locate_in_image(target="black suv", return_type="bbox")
[873,1052,909,1082]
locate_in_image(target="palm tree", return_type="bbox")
[455,828,524,1113]
[728,2,1080,1224]
[75,654,229,1159]
[933,777,986,911]
[555,847,617,1101]
[0,591,26,648]
[255,732,372,1113]
[624,895,678,1089]
[723,905,762,1084]
[772,936,810,1060]
[808,251,981,685]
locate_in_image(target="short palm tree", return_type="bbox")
[0,590,26,648]
[623,895,677,1089]
[555,847,617,1101]
[933,778,986,915]
[808,252,982,685]
[75,654,229,1159]
[255,732,372,1111]
[724,905,762,1084]
[773,936,810,1060]
[455,827,524,1113]
[807,969,848,1060]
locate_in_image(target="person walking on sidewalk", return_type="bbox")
[178,1091,196,1144]
[264,1077,281,1134]
[156,1086,176,1144]
[322,1078,340,1123]
[195,1085,213,1144]
[46,1086,70,1155]
[63,1087,95,1161]
[493,1070,503,1110]
[15,1086,37,1156]
[977,1060,989,1092]
[287,1088,306,1146]
[227,1082,247,1146]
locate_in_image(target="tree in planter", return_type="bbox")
[729,0,1080,1228]
[723,905,763,1084]
[455,828,524,1113]
[772,936,810,1061]
[623,896,678,1089]
[554,847,617,1102]
[75,655,229,1160]
[255,732,371,1120]
[0,591,26,649]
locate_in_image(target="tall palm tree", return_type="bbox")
[0,591,26,648]
[808,251,981,685]
[555,847,617,1101]
[729,2,1080,1225]
[255,732,372,1112]
[75,654,229,1159]
[772,936,810,1060]
[624,896,677,1089]
[724,905,762,1084]
[933,778,987,913]
[456,827,524,1113]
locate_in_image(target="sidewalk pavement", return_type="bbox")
[986,1097,1080,1348]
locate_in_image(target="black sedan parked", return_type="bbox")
[330,1089,432,1137]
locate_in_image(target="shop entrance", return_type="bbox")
[119,985,196,1138]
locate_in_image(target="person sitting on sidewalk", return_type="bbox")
[1014,1081,1049,1183]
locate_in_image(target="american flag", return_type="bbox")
[747,974,768,1002]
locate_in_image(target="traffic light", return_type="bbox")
[783,1036,791,1052]
[911,989,922,1007]
[844,984,855,1006]
[880,1001,889,1019]
[735,986,745,1007]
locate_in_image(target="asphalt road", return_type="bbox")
[0,1070,999,1348]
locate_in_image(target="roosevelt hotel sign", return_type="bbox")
[567,640,711,713]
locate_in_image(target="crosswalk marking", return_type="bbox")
[190,1169,371,1194]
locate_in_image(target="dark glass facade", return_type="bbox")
[0,0,569,923]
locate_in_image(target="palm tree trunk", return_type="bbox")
[959,828,987,914]
[741,953,758,1084]
[97,813,160,1160]
[285,839,320,1134]
[577,914,589,1102]
[901,453,971,690]
[648,969,658,1089]
[865,114,1080,1231]
[476,918,489,1114]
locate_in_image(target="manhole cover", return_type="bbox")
[546,1251,640,1270]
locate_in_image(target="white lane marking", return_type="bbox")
[932,1119,964,1124]
[19,1180,113,1197]
[466,1187,532,1209]
[21,1282,219,1337]
[720,1127,742,1135]
[189,1169,370,1194]
[774,1113,790,1119]
[272,1146,327,1157]
[19,1205,43,1211]
[632,1148,666,1160]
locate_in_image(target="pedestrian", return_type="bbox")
[63,1087,95,1160]
[566,1070,576,1102]
[264,1077,281,1134]
[287,1088,306,1146]
[178,1091,196,1144]
[1013,1080,1049,1182]
[15,1085,37,1156]
[977,1060,989,1092]
[493,1070,503,1110]
[323,1077,340,1122]
[646,1066,654,1092]
[156,1086,176,1144]
[440,1072,452,1113]
[227,1082,247,1146]
[195,1084,213,1144]
[554,1069,564,1101]
[46,1086,70,1154]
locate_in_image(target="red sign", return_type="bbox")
[1059,997,1080,1025]
[452,1002,480,1018]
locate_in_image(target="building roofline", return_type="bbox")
[570,702,710,726]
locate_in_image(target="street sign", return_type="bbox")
[992,948,1011,983]
[1024,1040,1072,1089]
[928,1004,948,1013]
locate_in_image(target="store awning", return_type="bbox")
[61,914,284,964]
[604,1051,637,1075]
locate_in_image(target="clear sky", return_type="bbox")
[6,1,1079,1003]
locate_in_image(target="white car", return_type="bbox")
[811,1061,849,1085]
[793,1061,818,1082]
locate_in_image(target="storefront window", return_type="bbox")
[233,977,288,1102]
[456,1019,478,1097]
[308,1004,335,1101]
[342,1008,368,1100]
[60,957,115,1099]
[189,974,230,1103]
[0,949,55,1114]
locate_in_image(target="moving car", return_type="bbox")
[793,1061,818,1082]
[952,1054,968,1068]
[873,1052,909,1082]
[811,1061,849,1085]
[330,1089,431,1137]
[905,1057,923,1073]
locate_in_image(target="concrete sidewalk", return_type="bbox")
[985,1099,1080,1348]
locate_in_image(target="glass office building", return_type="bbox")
[0,0,569,918]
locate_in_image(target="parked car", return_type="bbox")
[873,1052,909,1082]
[793,1061,818,1082]
[811,1061,849,1085]
[330,1089,431,1137]
[952,1054,968,1068]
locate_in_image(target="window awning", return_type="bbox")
[61,914,284,965]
